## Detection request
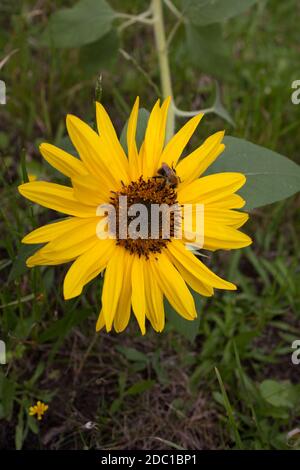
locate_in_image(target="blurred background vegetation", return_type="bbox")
[0,0,299,450]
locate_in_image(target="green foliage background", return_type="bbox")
[0,0,300,450]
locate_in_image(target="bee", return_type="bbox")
[156,162,181,188]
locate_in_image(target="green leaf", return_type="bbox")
[27,416,39,434]
[125,379,154,396]
[39,306,90,343]
[120,107,150,153]
[206,136,300,209]
[110,397,123,414]
[42,0,116,48]
[0,375,16,420]
[27,362,45,387]
[211,82,235,126]
[79,29,120,75]
[15,406,24,450]
[0,131,9,150]
[183,0,259,26]
[116,346,148,363]
[185,23,231,79]
[215,367,243,449]
[259,380,299,408]
[165,291,201,343]
[8,244,42,282]
[153,438,185,450]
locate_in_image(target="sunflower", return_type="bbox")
[18,97,251,334]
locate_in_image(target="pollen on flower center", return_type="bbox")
[110,176,180,257]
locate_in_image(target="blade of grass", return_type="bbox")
[215,367,243,449]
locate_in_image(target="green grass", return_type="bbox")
[0,0,300,450]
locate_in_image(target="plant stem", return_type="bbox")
[120,49,161,96]
[152,0,175,141]
[117,9,153,32]
[163,0,182,20]
[166,17,183,47]
[174,105,213,117]
[117,10,151,20]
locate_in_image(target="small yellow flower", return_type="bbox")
[28,401,48,420]
[28,173,37,182]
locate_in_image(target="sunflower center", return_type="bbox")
[109,177,179,257]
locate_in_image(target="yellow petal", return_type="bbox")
[96,309,105,332]
[143,97,171,177]
[101,247,126,332]
[131,255,146,334]
[22,217,99,244]
[113,251,133,333]
[183,205,249,243]
[203,224,252,250]
[138,141,146,174]
[26,224,100,268]
[205,207,249,227]
[39,143,87,179]
[96,102,130,183]
[72,174,110,206]
[178,173,246,204]
[167,239,236,290]
[64,239,116,299]
[209,193,245,209]
[167,248,213,297]
[151,252,196,320]
[145,263,165,332]
[26,250,74,267]
[66,114,122,188]
[182,206,249,241]
[176,131,225,186]
[159,97,171,147]
[158,113,203,168]
[18,182,97,217]
[142,99,160,177]
[40,218,98,258]
[127,97,141,180]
